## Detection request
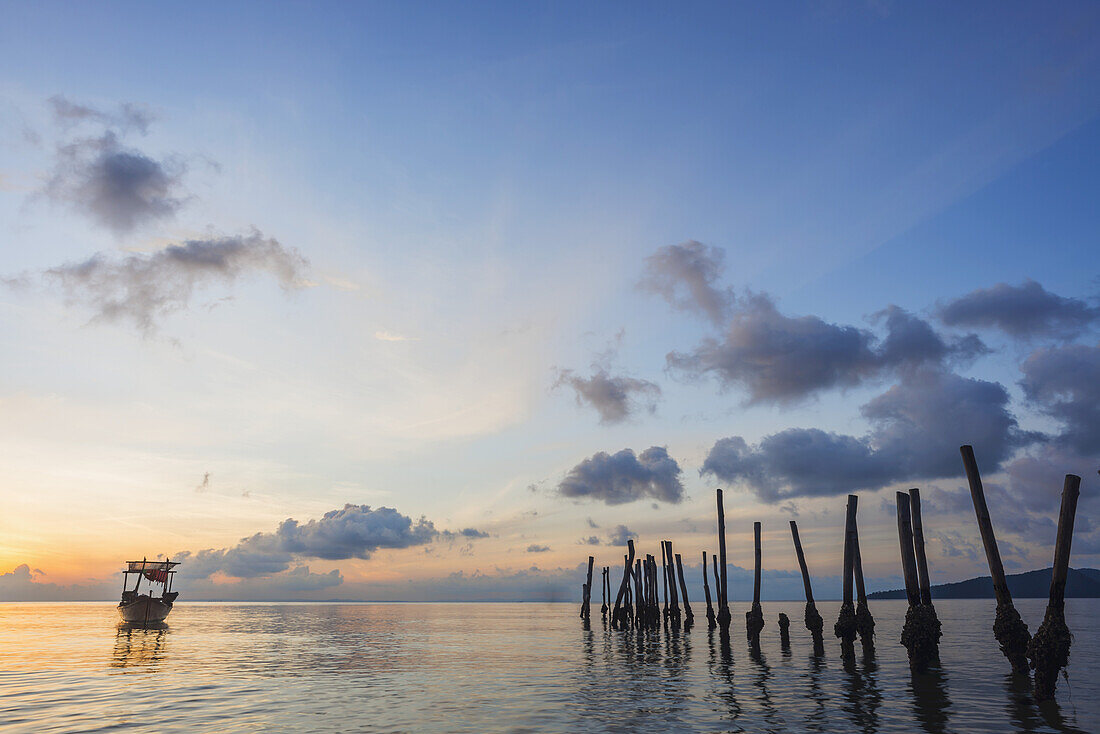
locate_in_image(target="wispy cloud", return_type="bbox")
[38,231,308,335]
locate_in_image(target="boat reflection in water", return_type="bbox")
[112,624,169,670]
[117,558,179,625]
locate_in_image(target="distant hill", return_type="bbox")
[868,567,1100,600]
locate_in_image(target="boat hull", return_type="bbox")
[118,596,173,624]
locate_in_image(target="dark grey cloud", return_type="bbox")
[43,232,308,334]
[580,536,601,545]
[526,544,551,553]
[606,524,638,546]
[554,368,661,424]
[46,131,186,235]
[178,504,453,579]
[558,446,684,505]
[459,528,490,539]
[702,369,1039,501]
[586,517,599,528]
[1020,342,1100,455]
[667,294,982,405]
[639,240,734,324]
[938,280,1099,340]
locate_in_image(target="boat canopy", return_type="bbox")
[126,561,180,572]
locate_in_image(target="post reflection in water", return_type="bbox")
[908,665,952,734]
[0,601,1097,732]
[111,624,169,670]
[840,640,882,733]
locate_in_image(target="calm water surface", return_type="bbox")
[0,599,1096,733]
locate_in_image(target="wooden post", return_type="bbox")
[634,559,644,627]
[789,520,823,639]
[610,539,636,629]
[834,495,858,647]
[910,489,933,606]
[843,496,857,606]
[746,521,764,642]
[665,541,680,618]
[661,543,669,617]
[896,491,920,606]
[581,556,594,619]
[853,527,867,606]
[1028,474,1082,700]
[789,520,815,604]
[717,489,731,629]
[675,552,693,622]
[753,521,762,606]
[852,520,875,648]
[960,445,1031,673]
[702,550,715,628]
[1048,474,1082,610]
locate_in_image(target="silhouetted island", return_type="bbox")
[868,567,1100,600]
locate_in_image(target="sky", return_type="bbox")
[0,1,1098,602]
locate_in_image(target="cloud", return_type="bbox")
[667,294,982,405]
[606,524,638,546]
[938,280,1100,340]
[196,472,210,492]
[586,517,599,528]
[0,564,112,601]
[702,369,1039,501]
[49,95,153,134]
[1020,342,1100,455]
[374,331,419,342]
[558,446,684,505]
[178,504,448,579]
[526,544,551,553]
[45,130,186,235]
[554,368,661,424]
[459,527,490,539]
[639,240,734,324]
[580,536,601,545]
[41,231,308,334]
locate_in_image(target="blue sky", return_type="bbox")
[0,1,1098,600]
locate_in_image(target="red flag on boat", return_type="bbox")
[144,568,168,584]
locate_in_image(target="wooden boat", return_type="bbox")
[118,558,179,625]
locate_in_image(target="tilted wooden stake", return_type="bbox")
[896,491,920,606]
[960,445,1030,673]
[702,550,715,628]
[1028,474,1082,701]
[675,552,693,623]
[789,520,823,639]
[910,489,933,606]
[852,521,875,648]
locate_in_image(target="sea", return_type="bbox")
[0,599,1096,733]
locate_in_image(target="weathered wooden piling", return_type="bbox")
[852,525,875,649]
[581,556,594,619]
[716,489,732,630]
[674,552,694,624]
[789,520,824,640]
[778,612,791,649]
[834,495,858,648]
[702,551,716,628]
[633,559,644,628]
[661,544,669,619]
[898,491,938,668]
[746,521,764,643]
[611,539,636,629]
[960,445,1031,673]
[601,567,609,619]
[665,541,681,622]
[1027,474,1082,701]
